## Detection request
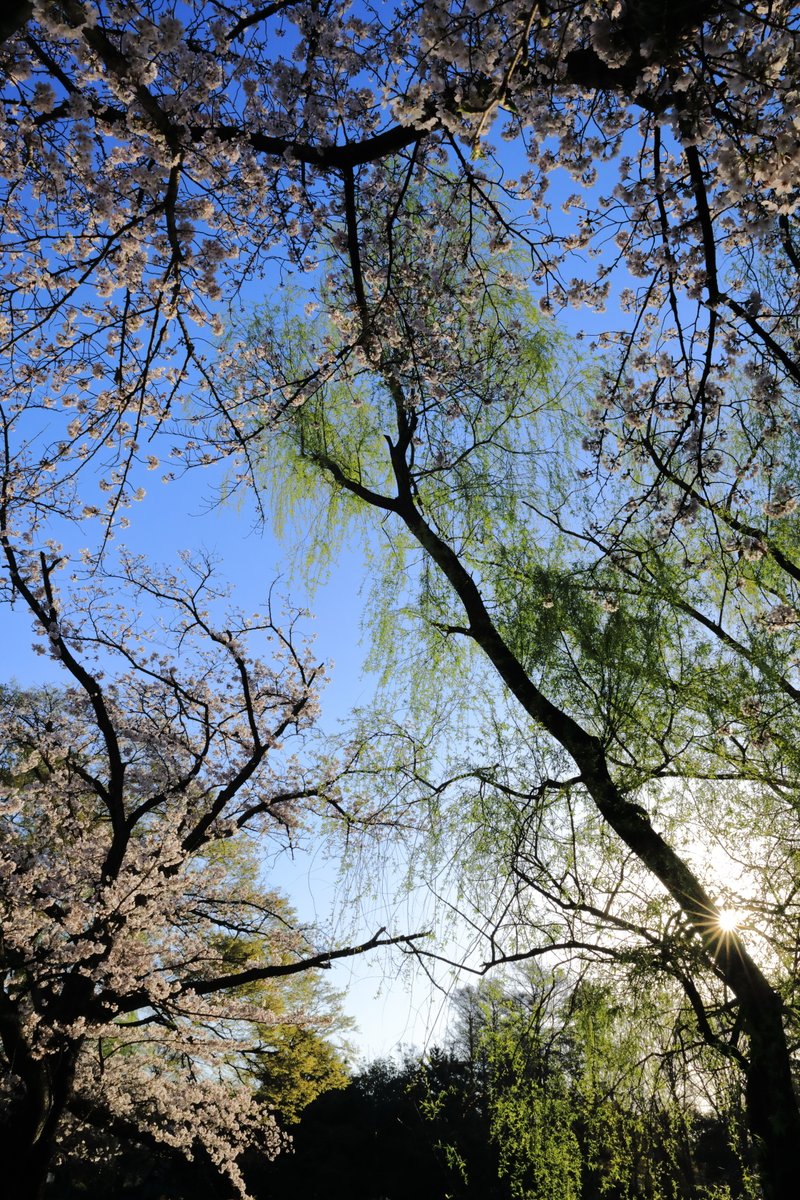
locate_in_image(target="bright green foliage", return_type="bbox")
[252,1024,349,1124]
[239,222,800,999]
[490,1071,581,1200]
[198,840,353,1122]
[461,973,753,1200]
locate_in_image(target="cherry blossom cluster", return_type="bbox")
[0,3,795,531]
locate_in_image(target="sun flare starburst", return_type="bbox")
[717,908,743,933]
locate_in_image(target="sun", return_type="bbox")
[717,908,743,933]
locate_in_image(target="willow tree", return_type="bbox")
[232,159,800,1198]
[451,971,740,1200]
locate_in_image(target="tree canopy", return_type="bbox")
[3,3,800,1199]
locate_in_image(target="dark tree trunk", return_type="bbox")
[0,1034,80,1200]
[0,1,32,47]
[745,997,800,1200]
[2,1138,53,1200]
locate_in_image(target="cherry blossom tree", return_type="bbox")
[0,522,422,1200]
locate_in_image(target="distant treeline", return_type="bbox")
[51,975,755,1200]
